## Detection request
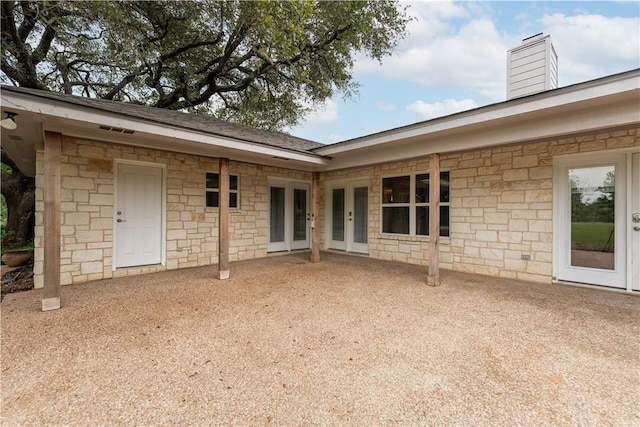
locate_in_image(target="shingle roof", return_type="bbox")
[1,85,324,154]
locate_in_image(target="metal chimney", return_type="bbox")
[507,33,558,100]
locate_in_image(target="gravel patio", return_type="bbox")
[1,252,638,426]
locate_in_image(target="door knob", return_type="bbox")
[117,219,125,222]
[634,226,640,231]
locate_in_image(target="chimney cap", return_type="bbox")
[522,32,544,45]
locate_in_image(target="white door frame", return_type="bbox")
[553,150,638,290]
[630,152,640,291]
[267,178,311,252]
[325,179,370,254]
[113,159,166,269]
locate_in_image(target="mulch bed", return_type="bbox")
[1,264,34,301]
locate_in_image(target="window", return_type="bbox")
[382,172,450,237]
[206,172,239,208]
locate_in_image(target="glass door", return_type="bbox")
[327,180,369,254]
[555,154,626,288]
[349,183,369,254]
[267,179,310,252]
[632,153,639,291]
[268,185,287,252]
[291,185,310,250]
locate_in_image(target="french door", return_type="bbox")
[326,180,369,254]
[554,151,639,290]
[268,179,310,252]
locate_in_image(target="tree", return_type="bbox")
[1,150,34,249]
[1,0,410,248]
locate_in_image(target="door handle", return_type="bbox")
[634,226,640,231]
[117,219,125,223]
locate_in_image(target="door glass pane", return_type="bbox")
[332,189,345,241]
[353,187,368,244]
[270,187,285,243]
[569,166,615,270]
[293,188,307,241]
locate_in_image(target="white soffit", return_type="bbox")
[1,92,329,168]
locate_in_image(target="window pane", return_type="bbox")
[229,192,238,208]
[206,173,219,190]
[230,175,238,191]
[416,206,428,235]
[417,206,450,237]
[416,172,449,203]
[206,191,219,208]
[416,174,428,203]
[382,207,409,234]
[270,187,285,243]
[382,176,410,203]
[441,171,450,202]
[332,189,345,241]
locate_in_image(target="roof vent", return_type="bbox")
[506,33,557,100]
[98,125,135,134]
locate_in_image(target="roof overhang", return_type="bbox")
[314,69,640,171]
[0,90,330,177]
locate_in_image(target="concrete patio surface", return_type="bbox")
[1,252,639,426]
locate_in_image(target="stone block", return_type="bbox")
[65,212,90,225]
[167,229,187,240]
[512,155,538,168]
[62,176,94,190]
[89,194,113,206]
[72,249,103,262]
[80,261,104,274]
[503,169,529,181]
[476,230,498,242]
[498,231,522,244]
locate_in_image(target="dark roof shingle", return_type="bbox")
[1,85,324,154]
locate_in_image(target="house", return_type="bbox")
[1,35,639,311]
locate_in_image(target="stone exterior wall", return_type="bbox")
[320,128,639,283]
[34,136,311,288]
[33,128,638,288]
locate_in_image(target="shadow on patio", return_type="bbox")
[2,252,638,425]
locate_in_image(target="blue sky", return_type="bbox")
[288,1,640,144]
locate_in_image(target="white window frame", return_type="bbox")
[380,171,450,237]
[205,172,239,209]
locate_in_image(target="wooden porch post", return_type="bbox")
[310,172,321,263]
[42,131,62,310]
[427,153,441,286]
[217,158,230,280]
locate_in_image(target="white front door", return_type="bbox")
[327,180,369,254]
[555,153,630,289]
[115,163,163,268]
[267,179,310,252]
[631,153,640,291]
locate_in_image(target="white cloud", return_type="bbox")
[407,98,478,120]
[538,13,640,85]
[299,99,339,128]
[355,2,514,102]
[375,101,397,112]
[354,2,639,104]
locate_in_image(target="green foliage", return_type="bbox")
[2,0,410,130]
[571,222,614,252]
